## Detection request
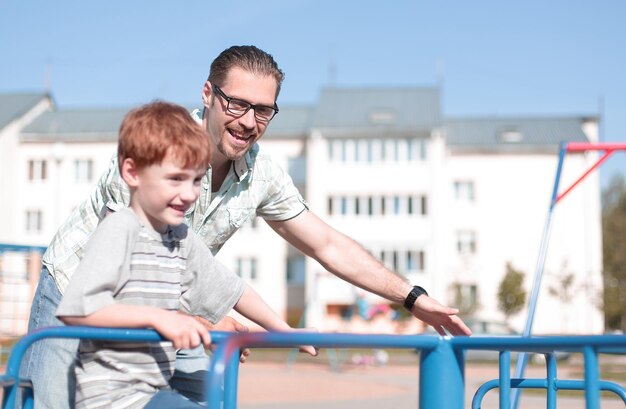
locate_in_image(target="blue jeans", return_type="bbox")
[144,390,205,409]
[21,267,210,409]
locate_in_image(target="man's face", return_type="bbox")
[203,67,278,163]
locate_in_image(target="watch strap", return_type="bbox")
[403,285,428,311]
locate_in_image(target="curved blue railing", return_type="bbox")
[1,327,625,409]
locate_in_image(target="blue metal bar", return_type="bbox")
[2,327,625,409]
[512,141,568,409]
[473,379,499,409]
[473,378,626,408]
[206,332,626,409]
[546,353,557,409]
[1,327,232,409]
[419,339,464,409]
[205,332,441,409]
[223,348,240,409]
[0,244,46,254]
[498,350,511,409]
[583,346,600,409]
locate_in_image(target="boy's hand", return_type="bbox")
[156,311,211,350]
[177,312,252,362]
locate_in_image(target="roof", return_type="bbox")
[444,116,594,153]
[20,109,128,142]
[264,105,313,138]
[0,93,50,130]
[312,87,440,133]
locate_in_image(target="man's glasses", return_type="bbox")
[212,84,279,122]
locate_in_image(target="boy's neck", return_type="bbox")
[128,202,169,234]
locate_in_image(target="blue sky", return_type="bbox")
[2,0,625,188]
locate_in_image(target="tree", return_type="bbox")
[497,262,526,319]
[602,175,626,331]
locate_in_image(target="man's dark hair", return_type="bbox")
[208,45,285,99]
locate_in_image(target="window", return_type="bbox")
[407,139,415,161]
[329,140,346,162]
[27,160,47,181]
[454,181,475,202]
[287,256,306,284]
[287,157,306,185]
[236,258,257,280]
[340,197,348,215]
[393,196,401,215]
[74,159,94,182]
[498,129,523,143]
[26,210,43,233]
[406,250,425,273]
[418,139,427,160]
[371,247,426,274]
[454,283,478,313]
[457,231,477,254]
[409,195,428,216]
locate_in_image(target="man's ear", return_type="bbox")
[202,81,212,108]
[120,158,140,188]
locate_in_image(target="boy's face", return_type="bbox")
[124,152,205,233]
[202,67,278,163]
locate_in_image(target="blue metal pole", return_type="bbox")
[223,348,240,409]
[583,346,600,409]
[419,339,464,409]
[499,351,511,409]
[511,141,568,409]
[546,353,557,409]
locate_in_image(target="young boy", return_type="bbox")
[56,101,315,409]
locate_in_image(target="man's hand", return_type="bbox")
[213,316,251,362]
[411,296,472,336]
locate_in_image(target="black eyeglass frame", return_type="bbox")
[211,84,279,122]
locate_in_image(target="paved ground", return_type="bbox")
[235,353,625,409]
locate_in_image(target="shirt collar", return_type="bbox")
[233,152,252,181]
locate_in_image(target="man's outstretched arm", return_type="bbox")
[267,210,471,336]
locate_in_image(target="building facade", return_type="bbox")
[0,88,604,338]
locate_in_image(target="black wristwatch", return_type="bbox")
[403,285,428,311]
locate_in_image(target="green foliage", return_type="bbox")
[497,262,526,319]
[602,175,626,331]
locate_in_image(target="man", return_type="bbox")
[24,45,471,408]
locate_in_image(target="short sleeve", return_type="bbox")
[180,231,245,323]
[56,210,137,318]
[100,155,131,213]
[255,153,308,221]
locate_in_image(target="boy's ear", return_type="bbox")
[120,158,140,188]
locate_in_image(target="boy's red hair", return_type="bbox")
[118,101,211,171]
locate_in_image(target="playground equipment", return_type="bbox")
[0,327,624,409]
[512,141,626,409]
[2,142,625,408]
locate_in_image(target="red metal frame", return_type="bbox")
[556,142,626,203]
